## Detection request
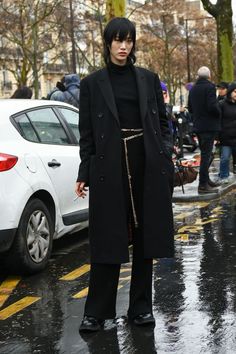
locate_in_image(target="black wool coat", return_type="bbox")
[188,78,221,133]
[219,99,236,146]
[77,66,174,264]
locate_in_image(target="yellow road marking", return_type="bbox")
[175,234,189,241]
[177,225,203,233]
[60,264,90,281]
[195,218,218,225]
[0,296,40,320]
[175,212,194,220]
[120,268,131,274]
[119,276,131,281]
[73,287,88,299]
[0,276,21,308]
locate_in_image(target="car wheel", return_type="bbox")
[6,198,54,274]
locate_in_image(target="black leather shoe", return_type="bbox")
[132,313,155,326]
[208,179,221,187]
[198,183,218,194]
[79,316,104,333]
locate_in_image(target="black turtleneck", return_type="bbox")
[108,61,142,129]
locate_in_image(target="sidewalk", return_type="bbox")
[173,158,236,202]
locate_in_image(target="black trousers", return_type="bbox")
[197,132,216,186]
[83,133,153,320]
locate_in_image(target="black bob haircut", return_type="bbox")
[103,17,136,65]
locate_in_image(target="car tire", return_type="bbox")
[5,198,54,274]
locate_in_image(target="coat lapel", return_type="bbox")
[97,68,119,124]
[134,67,148,123]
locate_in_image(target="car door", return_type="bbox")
[25,107,88,220]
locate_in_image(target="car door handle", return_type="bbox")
[48,160,61,167]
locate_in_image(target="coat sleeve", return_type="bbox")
[207,85,220,117]
[188,91,193,114]
[77,78,95,184]
[154,74,173,156]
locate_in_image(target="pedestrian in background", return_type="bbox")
[217,81,228,102]
[75,17,174,333]
[11,86,32,99]
[49,73,80,108]
[47,76,66,99]
[188,66,221,194]
[218,82,236,182]
[216,81,236,174]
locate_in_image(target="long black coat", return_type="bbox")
[77,66,174,263]
[188,78,221,133]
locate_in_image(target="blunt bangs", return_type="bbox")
[103,17,136,64]
[104,17,136,46]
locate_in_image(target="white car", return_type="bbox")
[0,99,88,274]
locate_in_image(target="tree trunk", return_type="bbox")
[201,0,234,82]
[106,0,126,21]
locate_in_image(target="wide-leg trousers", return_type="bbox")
[83,132,153,320]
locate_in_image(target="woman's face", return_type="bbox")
[109,35,133,66]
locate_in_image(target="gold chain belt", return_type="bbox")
[121,128,143,228]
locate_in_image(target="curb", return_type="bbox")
[173,181,236,203]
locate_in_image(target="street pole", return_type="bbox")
[185,19,191,83]
[32,17,39,98]
[69,0,77,73]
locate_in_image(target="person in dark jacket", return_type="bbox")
[50,74,80,108]
[188,66,221,194]
[218,82,236,182]
[75,17,174,333]
[217,81,228,102]
[11,86,32,99]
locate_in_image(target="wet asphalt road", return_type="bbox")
[1,191,236,353]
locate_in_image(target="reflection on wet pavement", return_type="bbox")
[1,192,236,353]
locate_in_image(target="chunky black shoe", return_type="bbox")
[132,313,155,326]
[79,316,104,333]
[233,165,236,174]
[208,179,221,187]
[198,183,218,194]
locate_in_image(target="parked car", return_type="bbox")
[0,99,88,274]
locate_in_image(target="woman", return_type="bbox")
[218,82,236,183]
[75,17,174,333]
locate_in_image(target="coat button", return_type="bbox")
[98,112,103,118]
[161,170,166,175]
[152,108,157,114]
[159,150,163,154]
[100,154,104,159]
[99,176,105,181]
[101,134,105,139]
[154,130,157,135]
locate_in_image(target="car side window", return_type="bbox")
[16,114,39,142]
[57,108,80,143]
[27,108,70,145]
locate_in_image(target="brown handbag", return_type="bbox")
[174,160,198,193]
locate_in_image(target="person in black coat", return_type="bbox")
[188,66,221,194]
[75,17,174,332]
[216,81,228,102]
[217,81,236,173]
[218,82,236,182]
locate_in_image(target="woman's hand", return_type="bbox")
[75,181,88,199]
